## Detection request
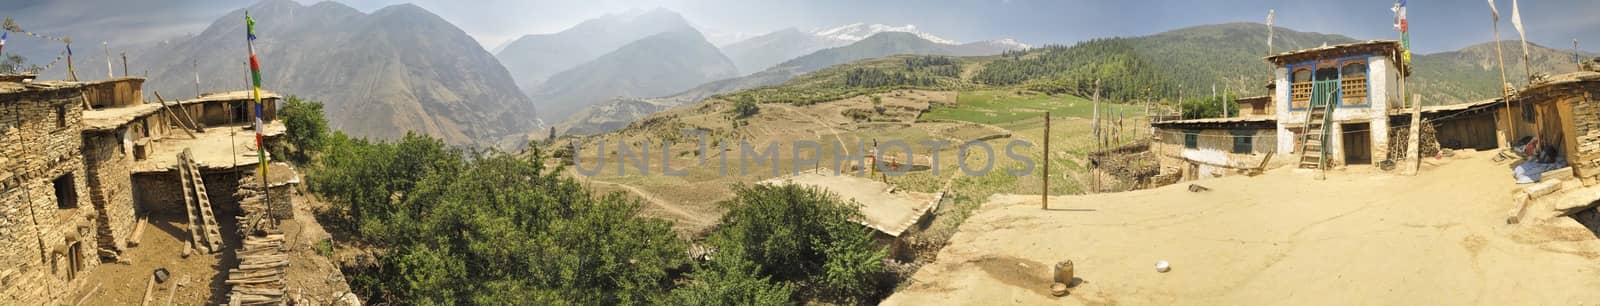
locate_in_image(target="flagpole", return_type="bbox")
[245,11,269,218]
[1512,0,1533,84]
[1491,1,1515,141]
[103,42,112,80]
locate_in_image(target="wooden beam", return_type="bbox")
[126,215,148,247]
[154,92,203,133]
[139,275,156,306]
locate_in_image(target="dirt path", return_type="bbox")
[581,177,714,226]
[886,151,1600,305]
[769,103,843,142]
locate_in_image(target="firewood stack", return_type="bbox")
[226,174,289,305]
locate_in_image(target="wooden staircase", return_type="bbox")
[1296,80,1340,179]
[178,149,225,254]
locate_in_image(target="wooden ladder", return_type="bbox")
[178,149,225,253]
[1296,80,1339,179]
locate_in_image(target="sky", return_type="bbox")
[3,0,1596,58]
[331,0,1598,53]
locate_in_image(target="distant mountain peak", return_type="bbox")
[981,38,1031,50]
[812,23,958,45]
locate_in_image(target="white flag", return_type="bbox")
[1512,0,1529,59]
[1488,0,1499,22]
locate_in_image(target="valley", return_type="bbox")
[6,1,1599,304]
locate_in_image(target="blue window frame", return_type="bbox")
[1286,55,1373,111]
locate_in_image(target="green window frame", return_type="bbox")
[1231,131,1253,154]
[1184,130,1198,149]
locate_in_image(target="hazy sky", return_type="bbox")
[332,0,1598,53]
[4,0,1597,56]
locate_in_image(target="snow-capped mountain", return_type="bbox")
[983,38,1032,50]
[812,23,959,45]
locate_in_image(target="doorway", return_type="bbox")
[1342,122,1372,165]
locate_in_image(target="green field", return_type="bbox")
[922,90,1148,124]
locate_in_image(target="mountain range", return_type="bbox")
[1413,41,1594,103]
[552,31,1024,136]
[132,0,538,146]
[494,8,695,94]
[723,24,1032,76]
[529,28,738,123]
[492,9,1029,136]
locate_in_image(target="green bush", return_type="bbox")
[702,184,889,304]
[668,248,794,306]
[311,136,687,304]
[279,96,329,164]
[732,96,760,119]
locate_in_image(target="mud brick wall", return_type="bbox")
[82,132,136,254]
[0,86,98,304]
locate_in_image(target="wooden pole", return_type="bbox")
[139,274,156,306]
[103,42,112,80]
[193,60,201,98]
[1043,111,1050,209]
[1493,18,1516,144]
[1403,94,1422,175]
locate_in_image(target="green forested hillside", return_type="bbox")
[973,23,1357,101]
[715,23,1588,111]
[1411,41,1594,104]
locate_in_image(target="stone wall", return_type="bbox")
[268,184,294,220]
[82,132,136,256]
[133,169,246,219]
[0,85,98,304]
[133,171,184,219]
[1571,86,1600,184]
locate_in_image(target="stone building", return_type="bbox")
[1510,71,1600,185]
[0,80,97,303]
[1151,117,1279,180]
[0,75,292,303]
[1149,41,1508,182]
[1267,40,1407,168]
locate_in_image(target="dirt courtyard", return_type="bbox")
[885,151,1600,305]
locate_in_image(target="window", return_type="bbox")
[1232,132,1254,154]
[55,104,67,128]
[1314,68,1340,81]
[1340,61,1370,103]
[1522,103,1536,121]
[1184,131,1198,149]
[53,174,77,209]
[1341,62,1367,78]
[1291,67,1314,107]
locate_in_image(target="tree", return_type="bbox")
[1180,93,1238,119]
[1,55,26,74]
[703,183,889,304]
[732,96,759,119]
[310,137,688,304]
[278,96,329,164]
[668,247,794,306]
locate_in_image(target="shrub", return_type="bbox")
[279,96,329,164]
[703,184,889,304]
[312,137,687,304]
[732,96,759,119]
